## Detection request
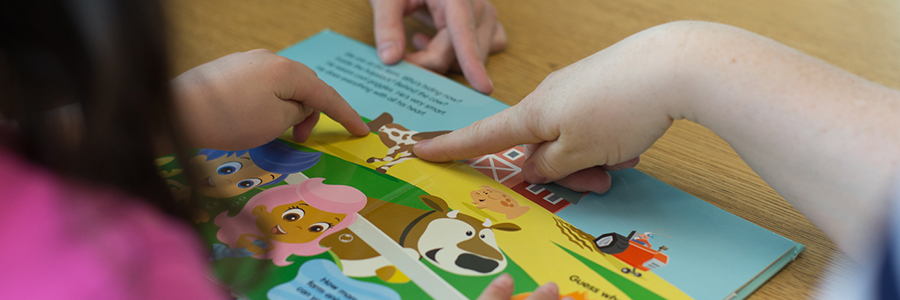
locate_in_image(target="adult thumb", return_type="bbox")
[521,137,592,185]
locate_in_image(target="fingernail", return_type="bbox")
[523,162,548,184]
[536,282,559,296]
[413,139,433,158]
[414,138,431,150]
[378,42,397,62]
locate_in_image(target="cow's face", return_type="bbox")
[416,213,518,276]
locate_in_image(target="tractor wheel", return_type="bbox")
[595,232,630,255]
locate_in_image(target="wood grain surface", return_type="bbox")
[163,1,900,299]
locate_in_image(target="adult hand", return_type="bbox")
[172,49,370,150]
[416,20,900,264]
[370,0,507,94]
[413,24,694,193]
[476,274,562,300]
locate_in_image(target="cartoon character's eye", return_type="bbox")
[465,230,473,237]
[236,178,262,189]
[216,161,243,175]
[282,208,305,221]
[308,222,332,232]
[479,229,496,242]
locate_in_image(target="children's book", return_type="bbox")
[158,30,803,300]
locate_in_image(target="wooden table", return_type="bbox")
[164,0,900,298]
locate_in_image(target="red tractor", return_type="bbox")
[593,231,669,277]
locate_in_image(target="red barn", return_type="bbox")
[465,146,572,213]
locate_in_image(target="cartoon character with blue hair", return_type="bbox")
[188,139,322,198]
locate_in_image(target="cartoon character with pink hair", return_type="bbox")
[212,178,366,266]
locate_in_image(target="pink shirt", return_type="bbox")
[0,147,225,299]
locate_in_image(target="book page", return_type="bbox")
[156,30,802,300]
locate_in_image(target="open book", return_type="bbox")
[157,30,803,300]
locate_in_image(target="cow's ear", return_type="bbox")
[491,223,522,232]
[420,195,451,212]
[367,112,393,132]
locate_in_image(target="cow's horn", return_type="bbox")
[483,219,492,227]
[447,210,460,218]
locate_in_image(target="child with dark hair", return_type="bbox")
[0,0,370,298]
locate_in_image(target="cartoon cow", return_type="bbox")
[320,194,521,282]
[365,112,450,174]
[470,185,531,219]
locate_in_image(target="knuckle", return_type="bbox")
[305,79,326,100]
[461,120,495,149]
[468,118,492,134]
[270,54,293,67]
[270,56,303,77]
[517,97,542,126]
[535,156,565,180]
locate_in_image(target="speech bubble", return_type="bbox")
[267,259,400,300]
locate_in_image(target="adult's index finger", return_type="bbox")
[413,104,544,162]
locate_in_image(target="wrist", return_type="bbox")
[592,21,715,126]
[638,21,780,130]
[634,21,730,127]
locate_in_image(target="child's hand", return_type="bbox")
[369,0,506,94]
[476,274,562,300]
[172,49,370,151]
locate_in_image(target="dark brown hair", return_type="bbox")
[0,0,193,218]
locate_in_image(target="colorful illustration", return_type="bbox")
[213,178,366,266]
[470,185,530,219]
[552,218,673,278]
[267,259,401,300]
[553,217,604,254]
[321,194,522,282]
[365,112,450,174]
[156,157,193,203]
[290,112,691,299]
[190,140,322,198]
[465,146,581,213]
[594,231,670,276]
[161,31,805,300]
[512,290,592,300]
[630,230,670,249]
